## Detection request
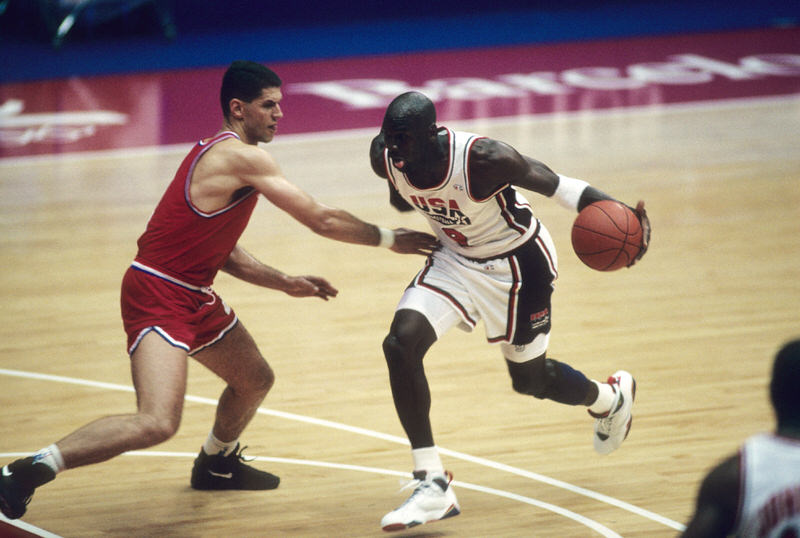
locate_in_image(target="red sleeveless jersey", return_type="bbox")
[134,131,258,287]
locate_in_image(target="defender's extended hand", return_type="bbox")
[284,275,339,300]
[390,228,440,256]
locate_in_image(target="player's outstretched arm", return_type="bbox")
[264,177,437,254]
[221,245,338,300]
[239,145,438,254]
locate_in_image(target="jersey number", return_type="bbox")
[442,228,469,247]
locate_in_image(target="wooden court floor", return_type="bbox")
[1,95,798,537]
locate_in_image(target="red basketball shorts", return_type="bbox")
[120,262,238,356]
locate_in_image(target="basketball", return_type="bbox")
[571,200,643,271]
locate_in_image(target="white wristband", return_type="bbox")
[553,174,590,211]
[377,227,396,248]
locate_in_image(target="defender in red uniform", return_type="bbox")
[0,61,438,520]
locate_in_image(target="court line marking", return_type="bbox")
[0,450,622,538]
[0,512,62,538]
[0,367,686,532]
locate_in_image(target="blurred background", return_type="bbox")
[2,0,799,82]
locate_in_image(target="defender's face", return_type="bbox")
[242,87,284,143]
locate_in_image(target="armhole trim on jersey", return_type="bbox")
[184,132,256,218]
[491,187,531,237]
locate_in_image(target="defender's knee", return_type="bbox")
[137,413,181,446]
[507,356,558,399]
[251,364,275,394]
[234,362,275,397]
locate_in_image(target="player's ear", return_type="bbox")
[228,98,245,120]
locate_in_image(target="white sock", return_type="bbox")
[32,444,66,474]
[202,432,238,457]
[588,380,617,415]
[412,446,444,474]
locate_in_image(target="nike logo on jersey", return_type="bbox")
[208,470,233,479]
[1,466,12,478]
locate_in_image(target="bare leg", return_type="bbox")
[382,309,438,449]
[192,322,274,443]
[188,322,279,491]
[56,331,188,469]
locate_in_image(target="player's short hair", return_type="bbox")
[382,91,436,133]
[770,339,800,426]
[220,60,282,119]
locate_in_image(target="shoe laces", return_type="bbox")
[397,470,451,495]
[232,445,255,463]
[596,382,625,435]
[208,444,255,473]
[397,471,425,494]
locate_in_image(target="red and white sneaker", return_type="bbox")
[589,370,636,455]
[381,470,460,532]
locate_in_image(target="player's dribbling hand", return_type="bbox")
[390,228,440,256]
[628,200,650,266]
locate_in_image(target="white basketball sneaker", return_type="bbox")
[381,470,461,532]
[590,370,636,455]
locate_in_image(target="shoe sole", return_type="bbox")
[0,495,25,519]
[0,479,25,520]
[190,476,280,491]
[381,504,461,532]
[0,499,22,520]
[622,375,637,444]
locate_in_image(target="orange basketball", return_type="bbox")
[571,200,643,271]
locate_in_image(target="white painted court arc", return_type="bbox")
[0,511,62,538]
[0,367,686,535]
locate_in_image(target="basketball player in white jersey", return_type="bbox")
[369,91,651,531]
[683,339,800,537]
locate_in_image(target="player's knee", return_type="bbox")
[507,356,557,399]
[383,333,406,365]
[383,332,422,372]
[137,413,181,446]
[383,310,436,367]
[254,363,276,393]
[238,362,275,397]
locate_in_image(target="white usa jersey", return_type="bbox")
[735,433,800,538]
[383,128,537,259]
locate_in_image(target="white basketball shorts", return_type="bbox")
[397,224,559,362]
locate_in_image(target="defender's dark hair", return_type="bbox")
[770,339,800,427]
[220,60,282,119]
